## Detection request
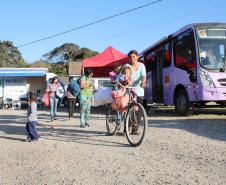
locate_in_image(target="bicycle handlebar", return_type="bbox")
[116,82,136,89]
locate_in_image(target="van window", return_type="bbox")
[98,79,111,87]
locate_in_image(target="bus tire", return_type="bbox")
[174,89,194,116]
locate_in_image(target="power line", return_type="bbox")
[16,0,163,48]
[103,1,226,42]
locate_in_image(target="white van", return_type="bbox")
[70,76,111,90]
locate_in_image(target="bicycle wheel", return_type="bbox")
[125,102,147,147]
[106,104,118,135]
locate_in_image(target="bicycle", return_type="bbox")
[106,82,148,147]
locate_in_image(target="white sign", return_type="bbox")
[0,78,3,97]
[4,77,27,99]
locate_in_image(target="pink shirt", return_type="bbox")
[46,83,59,97]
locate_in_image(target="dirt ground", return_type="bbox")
[0,106,226,185]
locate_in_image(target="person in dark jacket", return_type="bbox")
[67,76,78,119]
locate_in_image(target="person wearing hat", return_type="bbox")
[79,68,94,128]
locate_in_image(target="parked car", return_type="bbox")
[91,77,112,90]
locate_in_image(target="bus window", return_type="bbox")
[164,43,171,68]
[145,51,155,72]
[174,30,196,70]
[199,40,226,70]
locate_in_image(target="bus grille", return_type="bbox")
[218,78,226,86]
[218,78,226,82]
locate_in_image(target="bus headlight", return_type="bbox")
[200,70,215,87]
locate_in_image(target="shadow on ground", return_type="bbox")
[149,118,226,142]
[1,107,226,146]
[0,113,128,147]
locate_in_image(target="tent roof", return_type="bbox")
[83,46,127,67]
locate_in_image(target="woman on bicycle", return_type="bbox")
[126,50,146,104]
[106,54,148,144]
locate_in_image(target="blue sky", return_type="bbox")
[1,0,226,63]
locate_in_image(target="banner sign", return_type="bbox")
[4,77,27,99]
[0,78,3,97]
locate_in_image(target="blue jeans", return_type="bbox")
[117,111,123,123]
[50,96,58,117]
[79,95,92,126]
[26,121,39,140]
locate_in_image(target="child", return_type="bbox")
[111,65,132,112]
[25,92,39,142]
[120,65,132,86]
[109,63,122,82]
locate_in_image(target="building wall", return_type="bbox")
[26,76,46,96]
[69,61,82,76]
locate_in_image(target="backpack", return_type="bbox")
[67,75,84,97]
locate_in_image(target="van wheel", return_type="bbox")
[174,89,194,116]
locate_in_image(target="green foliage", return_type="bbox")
[49,64,67,76]
[43,43,81,64]
[43,43,98,76]
[0,41,28,67]
[30,59,50,68]
[78,47,99,59]
[0,40,98,77]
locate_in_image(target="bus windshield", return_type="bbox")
[198,29,226,71]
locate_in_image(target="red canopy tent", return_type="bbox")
[83,46,128,77]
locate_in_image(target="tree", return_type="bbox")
[30,59,50,68]
[0,41,28,67]
[78,47,99,60]
[43,43,98,76]
[43,43,81,64]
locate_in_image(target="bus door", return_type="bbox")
[152,48,164,103]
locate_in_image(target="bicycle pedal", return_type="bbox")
[116,125,121,131]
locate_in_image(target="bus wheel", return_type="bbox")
[175,89,194,116]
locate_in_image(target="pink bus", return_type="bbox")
[141,23,226,115]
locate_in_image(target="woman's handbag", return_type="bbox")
[42,92,50,107]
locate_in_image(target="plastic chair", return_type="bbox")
[12,99,21,110]
[37,97,42,108]
[3,98,12,109]
[0,97,4,109]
